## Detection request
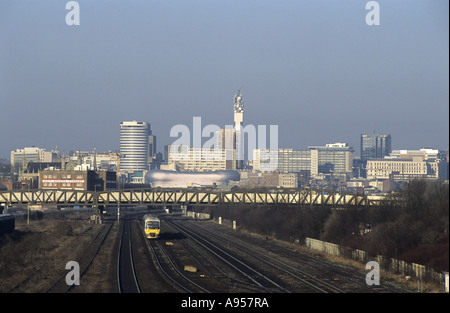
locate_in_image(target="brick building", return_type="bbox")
[39,169,116,191]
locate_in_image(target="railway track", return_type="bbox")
[166,218,292,293]
[133,213,272,293]
[114,212,411,294]
[121,211,209,293]
[175,218,345,293]
[165,225,268,293]
[117,217,141,293]
[5,222,112,293]
[146,237,210,293]
[180,218,409,293]
[5,225,94,293]
[4,210,413,294]
[116,212,206,293]
[45,222,113,293]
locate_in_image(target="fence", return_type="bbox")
[305,237,448,292]
[185,211,211,220]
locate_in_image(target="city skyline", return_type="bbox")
[1,0,448,160]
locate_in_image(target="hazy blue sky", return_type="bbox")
[0,0,448,159]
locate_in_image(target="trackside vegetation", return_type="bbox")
[212,180,449,272]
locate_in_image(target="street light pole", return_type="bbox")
[118,201,120,222]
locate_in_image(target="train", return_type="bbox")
[143,214,160,239]
[0,214,15,235]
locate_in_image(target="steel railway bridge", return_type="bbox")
[0,188,394,208]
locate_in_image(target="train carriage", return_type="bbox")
[143,214,160,239]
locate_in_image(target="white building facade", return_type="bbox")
[11,147,59,169]
[167,145,236,171]
[366,148,446,181]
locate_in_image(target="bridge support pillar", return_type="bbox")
[181,204,187,216]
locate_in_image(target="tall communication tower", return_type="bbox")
[233,90,244,168]
[233,89,244,130]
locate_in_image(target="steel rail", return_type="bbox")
[165,224,265,292]
[184,220,344,293]
[168,219,289,293]
[44,223,113,293]
[117,218,141,293]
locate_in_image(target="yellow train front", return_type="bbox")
[143,214,160,239]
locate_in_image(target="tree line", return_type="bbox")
[212,180,449,272]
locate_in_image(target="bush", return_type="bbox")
[211,181,449,272]
[212,203,331,242]
[55,221,74,237]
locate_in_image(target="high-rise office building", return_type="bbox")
[309,143,353,178]
[252,149,279,172]
[148,127,157,159]
[216,128,236,150]
[216,128,236,170]
[277,149,310,174]
[360,134,392,162]
[252,148,310,174]
[253,144,352,180]
[120,121,154,172]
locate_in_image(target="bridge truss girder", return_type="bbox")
[0,188,392,207]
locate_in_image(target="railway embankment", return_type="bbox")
[0,211,104,292]
[206,202,448,293]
